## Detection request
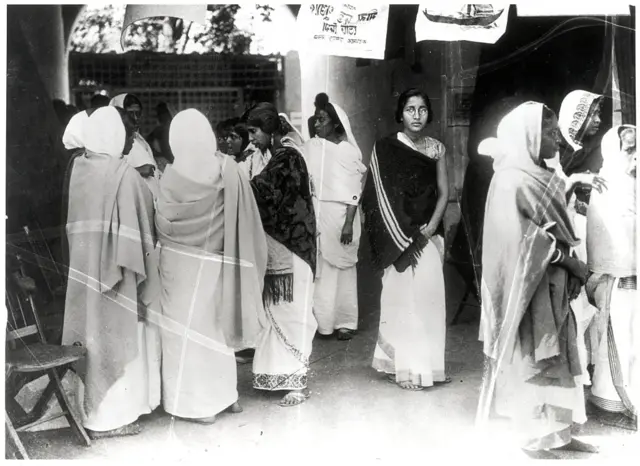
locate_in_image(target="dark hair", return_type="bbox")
[313,93,345,135]
[230,118,250,151]
[246,102,281,135]
[215,120,232,139]
[123,93,142,109]
[395,88,433,124]
[91,94,110,109]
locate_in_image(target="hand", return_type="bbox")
[568,275,582,301]
[573,173,608,193]
[569,257,589,285]
[420,224,436,241]
[340,222,354,245]
[136,164,156,178]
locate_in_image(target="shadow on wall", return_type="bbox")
[6,10,69,237]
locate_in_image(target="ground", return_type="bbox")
[10,265,639,461]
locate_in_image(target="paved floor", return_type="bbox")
[11,265,639,461]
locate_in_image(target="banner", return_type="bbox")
[517,5,630,16]
[296,3,390,60]
[415,4,509,44]
[121,5,207,49]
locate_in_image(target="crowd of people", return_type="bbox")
[56,86,636,457]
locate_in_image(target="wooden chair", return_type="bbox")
[5,254,90,459]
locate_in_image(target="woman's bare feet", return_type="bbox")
[555,438,599,453]
[227,401,243,414]
[387,374,424,391]
[87,422,142,439]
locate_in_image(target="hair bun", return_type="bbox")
[315,93,329,107]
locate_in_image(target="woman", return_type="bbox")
[246,102,317,407]
[477,101,597,457]
[586,125,638,430]
[146,101,176,172]
[555,90,607,382]
[304,93,366,340]
[155,109,267,424]
[224,118,250,161]
[361,89,450,391]
[62,106,161,438]
[110,93,160,197]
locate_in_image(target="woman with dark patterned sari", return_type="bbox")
[246,102,318,407]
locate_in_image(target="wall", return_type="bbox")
[11,5,70,102]
[286,41,481,250]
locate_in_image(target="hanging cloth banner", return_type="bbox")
[296,4,390,60]
[415,4,509,44]
[516,5,630,16]
[121,4,207,50]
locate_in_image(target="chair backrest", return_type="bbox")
[5,254,47,347]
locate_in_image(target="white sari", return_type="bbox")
[586,126,638,422]
[304,105,366,335]
[372,132,448,387]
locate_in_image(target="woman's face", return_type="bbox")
[125,103,142,132]
[225,130,244,156]
[539,113,561,160]
[247,125,270,152]
[314,109,336,139]
[402,96,429,134]
[583,104,602,137]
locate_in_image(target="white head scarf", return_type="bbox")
[169,109,222,186]
[332,103,363,161]
[83,107,126,157]
[479,101,544,171]
[62,110,90,150]
[109,93,130,109]
[558,90,602,151]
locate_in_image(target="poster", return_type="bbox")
[415,4,509,44]
[516,5,630,16]
[296,4,390,60]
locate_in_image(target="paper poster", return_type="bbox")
[516,5,630,16]
[121,5,207,48]
[415,4,509,44]
[296,4,390,60]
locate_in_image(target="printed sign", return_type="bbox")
[415,4,509,44]
[297,4,390,60]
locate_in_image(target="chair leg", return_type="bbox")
[47,369,91,447]
[26,370,63,425]
[5,412,29,460]
[451,287,471,326]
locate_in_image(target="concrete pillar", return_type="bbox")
[13,5,69,102]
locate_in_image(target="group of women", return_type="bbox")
[477,91,637,458]
[61,88,454,440]
[61,85,635,453]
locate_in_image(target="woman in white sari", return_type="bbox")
[246,102,318,407]
[361,89,450,390]
[304,94,366,339]
[63,106,161,438]
[155,109,267,424]
[110,93,160,198]
[586,125,638,430]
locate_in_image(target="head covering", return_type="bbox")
[109,93,142,110]
[478,101,545,171]
[279,113,305,142]
[62,110,90,150]
[331,104,363,161]
[559,90,603,151]
[83,106,126,157]
[169,108,222,186]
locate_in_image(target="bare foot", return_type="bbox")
[227,401,243,414]
[387,374,424,391]
[522,449,559,459]
[87,422,142,439]
[187,415,217,425]
[555,438,599,453]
